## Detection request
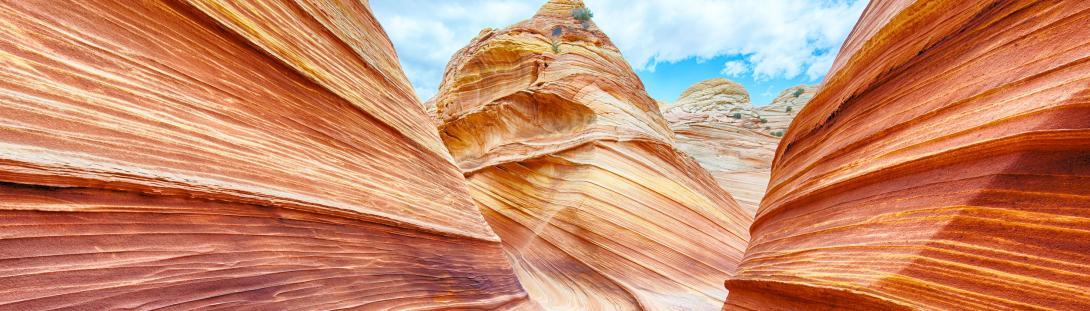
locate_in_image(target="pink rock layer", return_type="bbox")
[725,1,1090,310]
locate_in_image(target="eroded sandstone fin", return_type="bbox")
[726,1,1090,310]
[0,0,532,309]
[432,1,753,310]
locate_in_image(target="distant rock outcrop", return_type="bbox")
[0,1,531,309]
[664,80,814,214]
[726,1,1090,310]
[758,85,816,132]
[668,78,752,113]
[431,0,752,309]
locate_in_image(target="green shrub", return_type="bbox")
[772,131,784,137]
[792,88,805,97]
[786,106,793,112]
[550,40,560,53]
[760,118,768,123]
[732,112,742,119]
[572,7,594,21]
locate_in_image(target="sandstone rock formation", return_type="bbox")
[758,85,816,133]
[664,80,814,214]
[431,0,752,309]
[726,1,1090,310]
[666,78,752,113]
[668,120,776,216]
[664,79,813,139]
[0,0,532,309]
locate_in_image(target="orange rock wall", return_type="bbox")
[433,0,752,310]
[0,0,530,309]
[726,1,1090,310]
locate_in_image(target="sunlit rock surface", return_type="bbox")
[726,1,1090,310]
[432,0,752,310]
[757,85,816,132]
[666,78,752,113]
[0,0,532,309]
[664,80,813,214]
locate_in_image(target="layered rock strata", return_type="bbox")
[0,0,531,309]
[758,85,815,132]
[666,79,752,113]
[664,79,814,214]
[726,1,1090,310]
[432,0,752,310]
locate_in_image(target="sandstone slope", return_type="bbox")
[758,86,816,132]
[726,1,1090,310]
[431,0,752,310]
[664,79,814,214]
[0,0,531,309]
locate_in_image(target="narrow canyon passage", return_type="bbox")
[0,0,1087,310]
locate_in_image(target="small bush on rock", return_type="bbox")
[572,7,593,29]
[572,7,593,21]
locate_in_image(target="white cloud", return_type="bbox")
[585,0,866,80]
[371,1,537,100]
[371,0,866,100]
[720,60,749,76]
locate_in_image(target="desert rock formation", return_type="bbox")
[0,0,532,309]
[664,80,814,214]
[759,85,816,132]
[431,0,752,310]
[726,1,1090,310]
[666,78,752,113]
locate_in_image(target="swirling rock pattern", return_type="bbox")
[0,0,531,309]
[665,80,814,214]
[668,121,776,216]
[726,1,1090,310]
[432,0,752,310]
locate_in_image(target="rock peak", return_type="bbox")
[536,0,586,15]
[666,78,751,113]
[534,0,590,21]
[677,78,749,102]
[430,0,751,309]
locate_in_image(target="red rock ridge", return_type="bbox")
[0,0,532,309]
[726,1,1090,310]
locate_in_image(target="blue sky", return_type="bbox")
[638,55,823,105]
[371,0,866,106]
